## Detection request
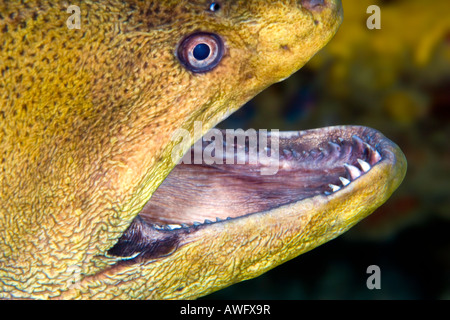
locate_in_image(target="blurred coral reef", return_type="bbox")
[212,0,450,299]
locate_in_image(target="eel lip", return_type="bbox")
[107,125,407,261]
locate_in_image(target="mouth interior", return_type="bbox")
[107,126,385,260]
[137,127,382,229]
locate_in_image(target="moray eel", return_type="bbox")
[0,0,406,299]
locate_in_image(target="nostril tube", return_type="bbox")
[301,0,325,11]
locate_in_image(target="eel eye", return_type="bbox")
[177,32,224,73]
[209,2,221,12]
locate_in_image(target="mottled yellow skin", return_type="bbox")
[0,0,394,299]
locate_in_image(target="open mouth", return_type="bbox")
[107,125,399,261]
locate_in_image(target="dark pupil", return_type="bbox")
[210,3,220,11]
[193,43,211,61]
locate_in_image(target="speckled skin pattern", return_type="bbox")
[0,0,406,300]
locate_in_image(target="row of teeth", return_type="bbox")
[152,216,232,231]
[325,157,378,195]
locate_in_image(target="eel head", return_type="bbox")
[0,0,405,299]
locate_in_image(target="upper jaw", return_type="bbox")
[107,125,407,262]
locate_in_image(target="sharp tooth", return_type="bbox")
[204,219,213,224]
[329,184,341,192]
[370,149,382,164]
[216,217,222,222]
[193,221,201,226]
[363,142,373,150]
[360,142,382,165]
[353,137,382,165]
[344,163,362,179]
[167,224,182,230]
[357,159,371,172]
[339,177,350,186]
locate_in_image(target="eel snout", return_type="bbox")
[108,125,407,261]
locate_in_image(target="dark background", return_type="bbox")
[204,0,450,299]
